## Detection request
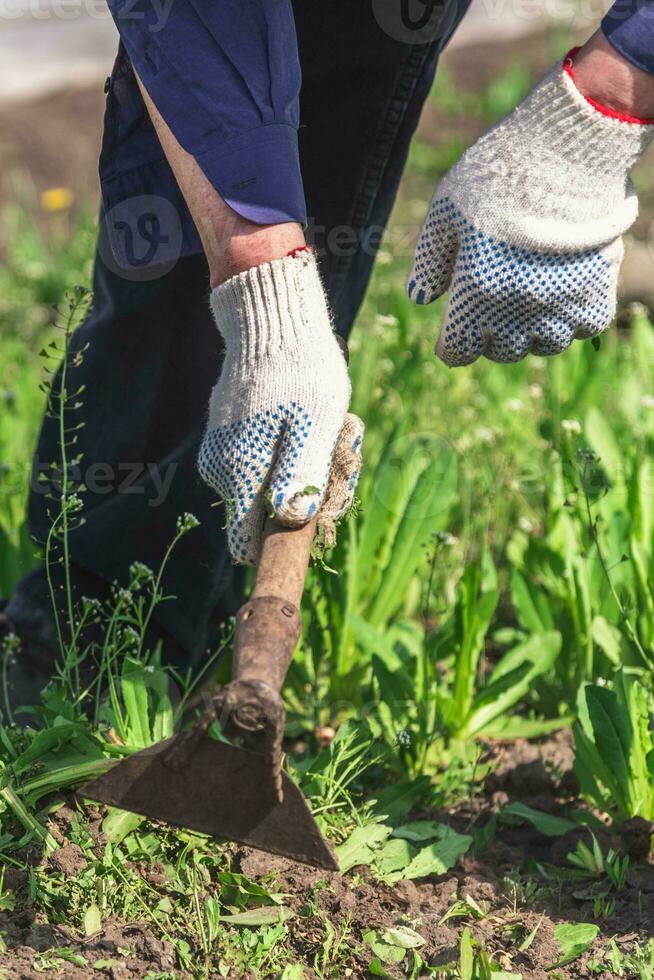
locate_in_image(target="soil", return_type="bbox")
[0,732,652,978]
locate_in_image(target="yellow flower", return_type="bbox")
[40,187,74,212]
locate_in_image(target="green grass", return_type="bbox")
[3,60,654,977]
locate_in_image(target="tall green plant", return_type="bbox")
[291,427,458,706]
[574,669,654,822]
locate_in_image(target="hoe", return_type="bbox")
[80,516,338,870]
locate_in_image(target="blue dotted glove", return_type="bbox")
[408,52,654,366]
[199,252,353,564]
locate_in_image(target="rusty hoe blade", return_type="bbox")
[80,516,339,870]
[81,731,338,870]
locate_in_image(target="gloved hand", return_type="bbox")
[408,49,654,366]
[199,250,356,564]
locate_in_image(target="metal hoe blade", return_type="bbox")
[80,733,338,871]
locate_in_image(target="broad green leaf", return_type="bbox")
[120,658,152,749]
[382,926,425,949]
[373,838,414,876]
[504,803,576,837]
[279,966,306,980]
[591,616,623,667]
[615,671,654,820]
[392,820,446,842]
[511,570,554,633]
[336,823,392,873]
[370,777,431,823]
[219,906,292,926]
[487,631,560,687]
[400,831,472,880]
[13,722,103,775]
[362,929,406,965]
[551,922,599,968]
[350,614,403,671]
[572,721,613,813]
[585,684,632,806]
[368,958,396,978]
[369,448,457,627]
[83,903,102,936]
[101,807,145,844]
[214,870,281,909]
[482,716,571,740]
[464,632,561,737]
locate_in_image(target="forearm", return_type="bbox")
[134,71,304,288]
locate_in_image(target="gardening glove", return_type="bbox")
[198,250,352,564]
[316,412,364,551]
[407,49,654,366]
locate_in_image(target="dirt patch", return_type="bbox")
[0,734,651,977]
[228,733,653,978]
[0,919,178,979]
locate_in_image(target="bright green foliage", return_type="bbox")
[551,923,599,969]
[566,834,629,890]
[574,670,654,821]
[5,65,654,972]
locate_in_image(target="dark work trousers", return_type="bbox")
[10,0,471,669]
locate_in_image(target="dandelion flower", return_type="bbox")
[40,187,74,212]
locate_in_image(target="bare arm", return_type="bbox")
[133,71,305,288]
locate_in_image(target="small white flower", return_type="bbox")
[130,561,154,582]
[641,394,654,409]
[376,314,399,328]
[561,419,582,435]
[177,512,200,533]
[474,427,496,446]
[66,493,84,512]
[518,516,534,534]
[506,398,523,412]
[528,384,543,399]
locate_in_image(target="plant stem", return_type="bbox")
[0,784,58,853]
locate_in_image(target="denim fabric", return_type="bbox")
[14,0,472,667]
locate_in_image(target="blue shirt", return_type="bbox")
[603,0,654,75]
[102,0,305,268]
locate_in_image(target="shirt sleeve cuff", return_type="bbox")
[602,1,654,76]
[197,123,307,227]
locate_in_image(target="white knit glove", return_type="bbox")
[408,50,654,366]
[198,251,352,564]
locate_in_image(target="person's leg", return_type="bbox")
[8,237,243,661]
